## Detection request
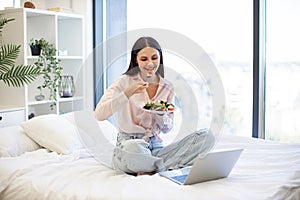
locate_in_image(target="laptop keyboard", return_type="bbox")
[172,174,188,184]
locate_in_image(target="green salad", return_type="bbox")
[143,100,175,111]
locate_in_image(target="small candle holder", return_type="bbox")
[59,75,75,98]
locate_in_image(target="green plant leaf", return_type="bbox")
[33,38,62,108]
[0,15,14,34]
[0,44,21,73]
[0,15,42,88]
[0,65,41,87]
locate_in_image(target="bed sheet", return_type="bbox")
[0,135,300,200]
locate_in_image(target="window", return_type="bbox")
[127,0,253,138]
[0,0,20,10]
[265,0,300,142]
[94,0,299,142]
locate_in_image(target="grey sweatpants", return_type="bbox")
[112,129,215,174]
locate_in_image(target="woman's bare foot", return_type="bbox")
[137,171,156,176]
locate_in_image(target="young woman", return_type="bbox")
[95,37,215,175]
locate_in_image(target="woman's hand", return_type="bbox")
[124,82,148,98]
[153,112,174,134]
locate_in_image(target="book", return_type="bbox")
[47,7,73,13]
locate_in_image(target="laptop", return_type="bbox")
[159,148,243,185]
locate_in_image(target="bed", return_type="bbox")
[0,110,299,200]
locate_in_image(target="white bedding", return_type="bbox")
[1,134,300,200]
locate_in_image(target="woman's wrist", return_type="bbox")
[124,88,134,98]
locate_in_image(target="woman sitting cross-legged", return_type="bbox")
[95,36,215,175]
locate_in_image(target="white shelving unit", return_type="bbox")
[0,8,85,126]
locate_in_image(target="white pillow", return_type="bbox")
[21,114,83,154]
[0,126,40,157]
[97,120,118,144]
[62,111,118,143]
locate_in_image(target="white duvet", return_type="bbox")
[1,135,300,200]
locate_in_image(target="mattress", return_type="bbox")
[1,133,300,200]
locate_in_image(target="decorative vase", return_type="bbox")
[35,94,45,101]
[24,1,36,9]
[30,44,41,56]
[59,75,75,97]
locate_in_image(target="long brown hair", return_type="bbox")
[124,37,164,78]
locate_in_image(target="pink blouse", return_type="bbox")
[95,73,174,135]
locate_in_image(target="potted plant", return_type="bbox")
[29,38,43,56]
[0,14,41,87]
[33,38,62,110]
[35,86,45,101]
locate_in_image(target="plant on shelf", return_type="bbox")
[0,14,41,87]
[32,37,63,110]
[29,38,46,56]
